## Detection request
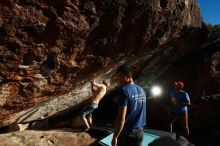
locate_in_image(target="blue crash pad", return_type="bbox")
[99,132,159,146]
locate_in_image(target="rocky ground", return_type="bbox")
[0,129,97,146]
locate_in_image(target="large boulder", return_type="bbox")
[0,0,204,126]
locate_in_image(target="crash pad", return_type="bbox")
[99,132,159,146]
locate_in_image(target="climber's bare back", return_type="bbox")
[90,84,106,104]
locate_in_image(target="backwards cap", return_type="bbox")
[174,81,184,88]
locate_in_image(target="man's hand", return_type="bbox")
[111,136,118,146]
[171,98,177,105]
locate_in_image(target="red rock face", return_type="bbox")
[0,0,203,126]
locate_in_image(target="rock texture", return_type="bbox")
[0,129,96,146]
[0,0,202,126]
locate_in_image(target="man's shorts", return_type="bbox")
[170,112,189,127]
[79,102,98,118]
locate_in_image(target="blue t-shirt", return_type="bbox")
[118,84,146,133]
[170,90,190,113]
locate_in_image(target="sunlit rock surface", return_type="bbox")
[0,129,96,146]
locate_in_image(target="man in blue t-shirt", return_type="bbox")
[169,81,191,140]
[111,65,146,146]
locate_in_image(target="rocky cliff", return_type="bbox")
[1,0,217,129]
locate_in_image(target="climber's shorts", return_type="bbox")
[79,102,98,118]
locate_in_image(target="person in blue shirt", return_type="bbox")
[111,65,146,146]
[169,81,191,140]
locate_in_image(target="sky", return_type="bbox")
[197,0,220,25]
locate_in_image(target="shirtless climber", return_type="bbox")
[79,78,109,131]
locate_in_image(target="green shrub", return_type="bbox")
[206,23,220,38]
